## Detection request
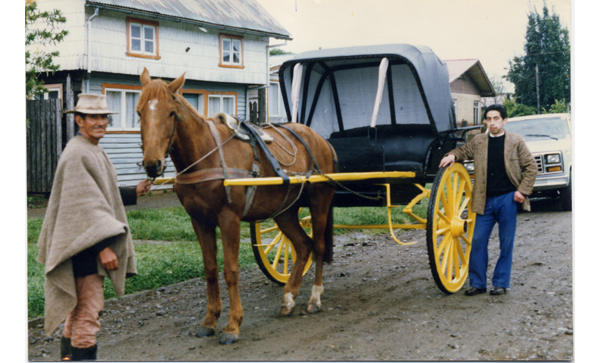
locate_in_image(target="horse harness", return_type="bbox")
[174,115,326,219]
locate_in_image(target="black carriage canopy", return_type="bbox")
[278,44,458,141]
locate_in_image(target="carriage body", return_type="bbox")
[277,44,475,207]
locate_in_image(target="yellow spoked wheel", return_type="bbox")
[250,211,314,285]
[426,163,475,294]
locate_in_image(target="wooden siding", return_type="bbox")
[27,99,62,193]
[98,133,175,189]
[87,7,269,84]
[31,0,87,71]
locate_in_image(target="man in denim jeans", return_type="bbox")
[438,104,537,296]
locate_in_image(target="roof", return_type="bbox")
[279,44,457,134]
[86,0,291,39]
[444,59,495,97]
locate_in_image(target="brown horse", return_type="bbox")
[137,68,336,344]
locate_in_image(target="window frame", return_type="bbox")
[181,89,208,116]
[219,34,244,69]
[35,83,63,100]
[102,84,143,133]
[208,92,238,116]
[269,81,280,117]
[473,100,481,125]
[126,17,160,60]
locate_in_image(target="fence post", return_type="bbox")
[66,73,75,142]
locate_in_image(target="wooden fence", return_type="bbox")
[27,99,62,193]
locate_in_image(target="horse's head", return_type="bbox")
[138,68,186,178]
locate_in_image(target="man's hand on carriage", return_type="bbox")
[136,179,153,196]
[439,154,456,168]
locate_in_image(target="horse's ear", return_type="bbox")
[168,72,186,94]
[141,68,151,86]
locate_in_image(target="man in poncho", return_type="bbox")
[37,94,152,361]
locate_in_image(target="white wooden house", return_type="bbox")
[29,0,291,188]
[445,59,495,127]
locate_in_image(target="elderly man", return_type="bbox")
[37,94,152,361]
[439,104,537,296]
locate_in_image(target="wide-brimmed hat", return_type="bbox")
[65,94,118,114]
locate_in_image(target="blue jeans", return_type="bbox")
[469,191,518,289]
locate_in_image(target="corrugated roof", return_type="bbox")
[444,59,495,97]
[86,0,291,39]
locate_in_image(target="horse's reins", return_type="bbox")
[149,107,318,220]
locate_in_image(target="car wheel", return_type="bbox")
[559,172,572,211]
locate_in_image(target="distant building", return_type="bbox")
[445,59,495,127]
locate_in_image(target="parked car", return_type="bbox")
[463,113,572,211]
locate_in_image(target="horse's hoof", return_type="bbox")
[307,303,321,314]
[280,306,295,316]
[196,326,215,337]
[219,332,239,345]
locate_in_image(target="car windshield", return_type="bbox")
[504,117,570,141]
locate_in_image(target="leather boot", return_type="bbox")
[60,337,71,361]
[70,344,97,361]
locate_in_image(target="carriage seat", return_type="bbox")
[328,124,438,174]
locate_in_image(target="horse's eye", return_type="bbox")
[170,111,176,118]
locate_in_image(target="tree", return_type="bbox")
[503,98,537,118]
[26,0,68,98]
[505,3,570,113]
[269,48,293,56]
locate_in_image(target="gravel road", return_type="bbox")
[27,197,573,361]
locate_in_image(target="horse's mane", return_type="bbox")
[139,79,207,125]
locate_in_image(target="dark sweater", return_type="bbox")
[486,134,516,197]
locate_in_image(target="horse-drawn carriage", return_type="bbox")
[141,44,479,344]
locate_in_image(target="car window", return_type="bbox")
[504,117,570,140]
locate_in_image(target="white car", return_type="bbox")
[464,113,572,211]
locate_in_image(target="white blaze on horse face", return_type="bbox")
[307,284,324,313]
[148,99,159,112]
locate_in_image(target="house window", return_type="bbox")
[208,94,236,116]
[34,84,62,100]
[473,101,481,125]
[269,82,279,116]
[104,85,142,131]
[219,34,243,68]
[127,18,160,59]
[182,91,206,115]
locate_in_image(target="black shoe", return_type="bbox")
[60,337,71,361]
[490,286,507,295]
[465,287,486,296]
[71,344,97,361]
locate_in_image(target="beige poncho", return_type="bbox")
[37,136,137,336]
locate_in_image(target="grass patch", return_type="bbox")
[27,196,430,319]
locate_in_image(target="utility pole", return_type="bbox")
[535,64,540,114]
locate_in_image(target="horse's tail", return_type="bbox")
[323,203,334,264]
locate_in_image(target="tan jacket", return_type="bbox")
[37,136,137,336]
[449,131,537,215]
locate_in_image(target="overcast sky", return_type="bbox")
[256,0,571,92]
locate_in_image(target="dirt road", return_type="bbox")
[28,198,573,361]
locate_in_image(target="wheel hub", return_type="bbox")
[450,216,466,237]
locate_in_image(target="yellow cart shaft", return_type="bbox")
[222,171,416,186]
